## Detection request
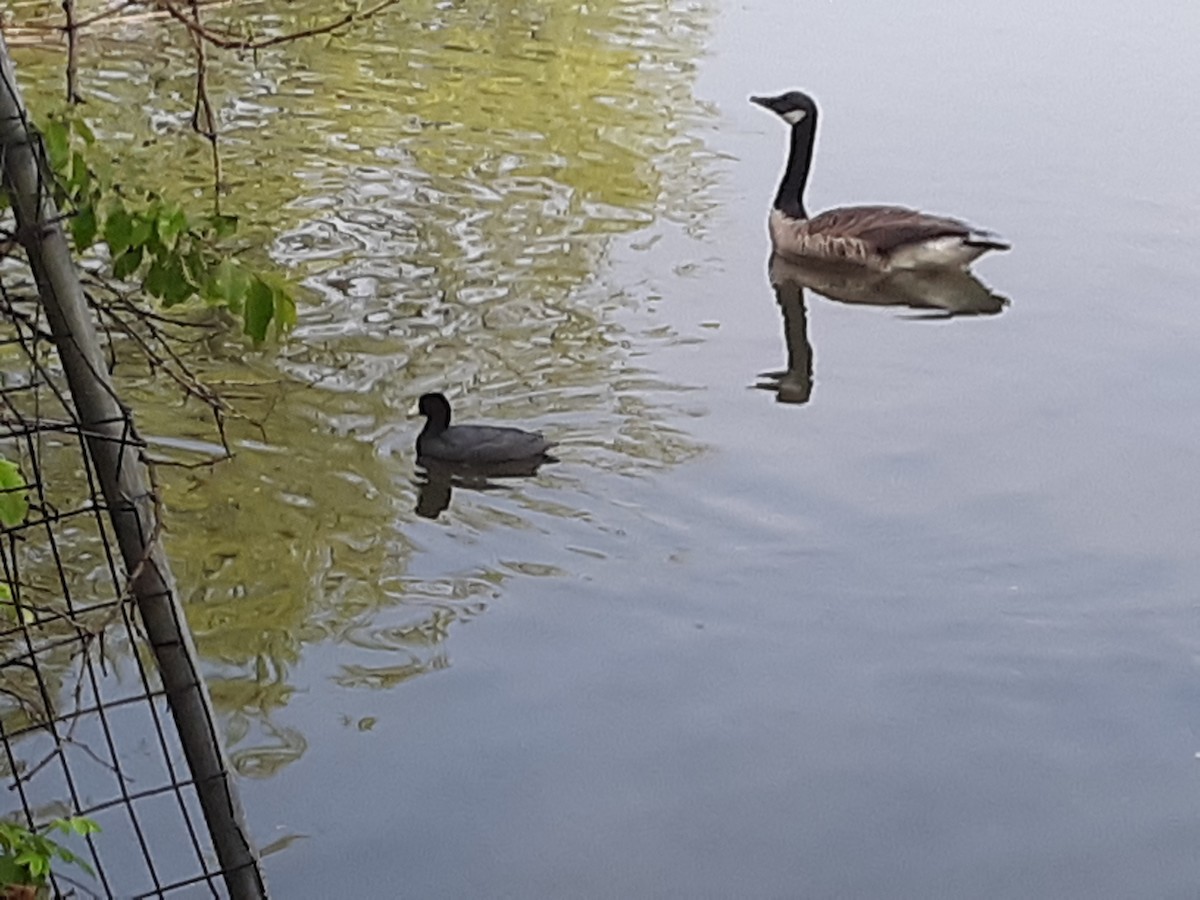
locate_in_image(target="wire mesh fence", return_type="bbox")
[0,33,264,900]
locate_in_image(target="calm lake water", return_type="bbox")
[10,0,1200,896]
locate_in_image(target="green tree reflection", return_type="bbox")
[8,0,715,776]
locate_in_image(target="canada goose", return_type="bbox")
[416,393,556,465]
[751,90,1009,271]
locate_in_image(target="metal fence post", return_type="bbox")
[0,34,266,899]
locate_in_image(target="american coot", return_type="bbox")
[750,90,1009,271]
[415,393,556,465]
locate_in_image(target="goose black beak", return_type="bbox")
[749,95,772,110]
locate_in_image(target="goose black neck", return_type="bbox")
[774,117,816,220]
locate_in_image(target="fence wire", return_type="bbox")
[0,49,262,899]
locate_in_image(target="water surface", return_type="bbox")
[8,0,1200,896]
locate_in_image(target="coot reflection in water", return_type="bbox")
[757,254,1010,404]
[414,457,556,520]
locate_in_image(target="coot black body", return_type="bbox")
[415,393,555,465]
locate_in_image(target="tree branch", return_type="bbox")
[151,0,403,51]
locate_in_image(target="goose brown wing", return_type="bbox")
[807,205,972,254]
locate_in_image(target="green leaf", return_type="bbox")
[251,273,298,336]
[243,276,275,342]
[104,202,133,256]
[63,817,101,837]
[112,245,143,279]
[16,848,47,880]
[209,213,239,239]
[67,150,91,197]
[157,203,189,246]
[71,204,98,251]
[0,854,27,886]
[161,256,196,306]
[274,285,298,332]
[42,119,70,172]
[70,116,96,145]
[0,581,32,625]
[129,213,154,249]
[183,246,208,285]
[0,458,30,527]
[0,582,20,624]
[204,258,248,309]
[143,254,169,298]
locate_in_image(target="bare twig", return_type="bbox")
[181,0,223,215]
[90,300,232,419]
[151,0,403,51]
[62,0,82,104]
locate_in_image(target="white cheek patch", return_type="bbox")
[782,109,808,125]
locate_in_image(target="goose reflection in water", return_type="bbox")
[756,254,1009,404]
[414,457,554,519]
